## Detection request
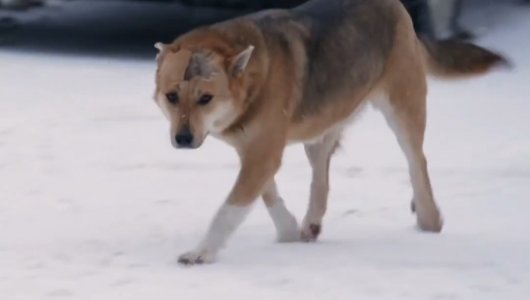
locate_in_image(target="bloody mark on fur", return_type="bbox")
[301,224,322,242]
[309,224,321,237]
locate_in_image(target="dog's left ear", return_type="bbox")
[229,45,255,77]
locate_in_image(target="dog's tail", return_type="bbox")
[419,36,510,79]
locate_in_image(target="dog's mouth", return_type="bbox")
[173,143,200,150]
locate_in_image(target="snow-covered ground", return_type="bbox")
[1,1,530,300]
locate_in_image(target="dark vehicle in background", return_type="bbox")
[4,0,522,58]
[0,0,308,57]
[0,0,307,10]
[178,0,306,9]
[0,0,466,40]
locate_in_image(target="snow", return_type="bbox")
[1,1,530,299]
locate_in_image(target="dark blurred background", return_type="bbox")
[0,0,528,58]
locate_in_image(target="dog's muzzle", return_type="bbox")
[174,126,195,149]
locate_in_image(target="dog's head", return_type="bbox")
[153,41,254,149]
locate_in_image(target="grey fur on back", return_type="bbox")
[253,0,400,117]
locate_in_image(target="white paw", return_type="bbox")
[270,206,300,243]
[178,249,216,266]
[276,224,301,243]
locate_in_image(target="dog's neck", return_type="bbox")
[214,22,275,137]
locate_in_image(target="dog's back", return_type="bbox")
[292,0,399,117]
[238,0,506,135]
[239,0,400,119]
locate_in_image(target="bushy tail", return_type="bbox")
[420,36,510,78]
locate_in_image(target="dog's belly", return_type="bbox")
[287,89,388,144]
[287,97,368,144]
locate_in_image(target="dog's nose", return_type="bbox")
[175,128,194,147]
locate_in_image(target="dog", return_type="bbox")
[153,0,507,265]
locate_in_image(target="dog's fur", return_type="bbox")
[153,0,507,265]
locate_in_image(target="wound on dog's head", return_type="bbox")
[184,53,218,81]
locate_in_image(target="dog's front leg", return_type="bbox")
[178,142,284,266]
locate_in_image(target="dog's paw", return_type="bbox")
[416,209,444,233]
[411,198,443,233]
[417,215,444,233]
[276,215,300,243]
[277,226,301,243]
[178,250,216,266]
[300,222,322,242]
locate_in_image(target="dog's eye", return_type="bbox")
[166,92,179,104]
[198,94,213,106]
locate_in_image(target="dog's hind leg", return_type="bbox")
[262,180,299,243]
[301,130,342,242]
[373,87,443,233]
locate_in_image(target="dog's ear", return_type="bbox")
[229,45,255,77]
[154,42,166,52]
[154,42,168,62]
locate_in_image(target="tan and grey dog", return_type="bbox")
[153,0,506,265]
